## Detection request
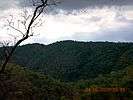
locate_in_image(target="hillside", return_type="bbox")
[0,41,133,81]
[0,41,133,99]
[0,64,77,100]
[0,63,133,100]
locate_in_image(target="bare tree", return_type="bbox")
[0,0,60,73]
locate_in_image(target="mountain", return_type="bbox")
[0,41,133,99]
[0,40,133,81]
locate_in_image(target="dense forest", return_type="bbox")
[1,40,133,81]
[0,41,133,99]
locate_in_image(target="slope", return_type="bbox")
[0,41,133,81]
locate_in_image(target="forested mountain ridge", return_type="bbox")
[0,41,133,81]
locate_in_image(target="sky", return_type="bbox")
[0,0,133,44]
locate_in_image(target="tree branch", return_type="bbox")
[0,0,60,73]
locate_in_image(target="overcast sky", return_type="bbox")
[0,0,133,44]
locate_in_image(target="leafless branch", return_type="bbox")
[0,0,60,73]
[6,16,25,37]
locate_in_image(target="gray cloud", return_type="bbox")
[0,0,133,44]
[0,0,18,10]
[1,0,133,12]
[12,0,133,10]
[94,27,133,42]
[58,0,133,10]
[34,23,133,44]
[70,23,133,42]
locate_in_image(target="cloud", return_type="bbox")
[0,0,19,10]
[20,7,132,44]
[16,0,133,10]
[93,25,133,42]
[0,0,133,44]
[1,0,133,12]
[69,19,133,42]
[58,0,133,11]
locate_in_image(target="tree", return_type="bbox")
[0,0,59,73]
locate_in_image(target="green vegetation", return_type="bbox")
[1,41,132,81]
[0,64,77,100]
[0,64,133,100]
[0,41,133,99]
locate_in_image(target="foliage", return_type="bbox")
[0,64,77,100]
[1,41,132,81]
[0,41,133,99]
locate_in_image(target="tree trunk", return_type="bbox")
[0,36,28,74]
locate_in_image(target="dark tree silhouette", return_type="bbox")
[0,0,59,73]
